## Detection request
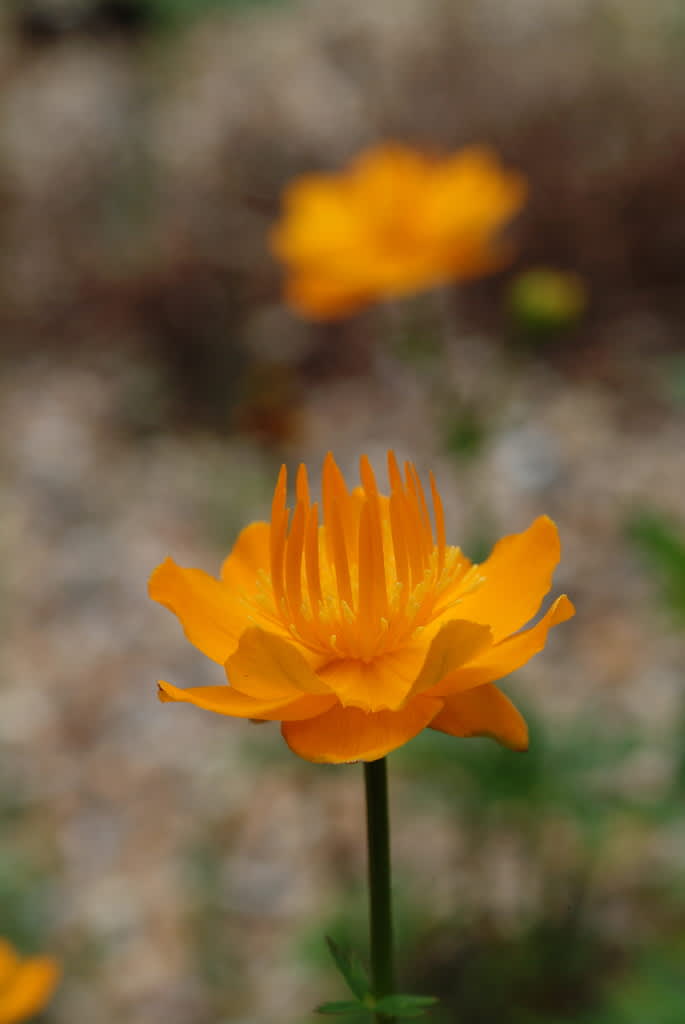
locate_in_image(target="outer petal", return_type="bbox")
[271,177,366,261]
[221,525,301,652]
[0,956,59,1024]
[456,516,561,642]
[428,595,575,697]
[404,620,493,701]
[220,521,270,587]
[319,648,425,713]
[158,681,336,721]
[148,558,245,664]
[226,628,332,698]
[427,148,527,238]
[430,684,528,751]
[282,696,444,764]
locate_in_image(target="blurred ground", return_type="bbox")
[3,1,685,1022]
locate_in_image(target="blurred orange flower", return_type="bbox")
[0,940,59,1024]
[270,144,527,319]
[150,453,572,764]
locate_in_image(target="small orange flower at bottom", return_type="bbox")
[149,452,574,764]
[270,144,527,320]
[0,940,59,1024]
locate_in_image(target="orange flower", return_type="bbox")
[0,940,59,1024]
[270,144,527,320]
[150,453,573,764]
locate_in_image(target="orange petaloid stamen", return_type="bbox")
[429,470,446,576]
[268,452,475,661]
[269,464,289,617]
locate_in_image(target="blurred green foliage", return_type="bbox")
[144,0,287,29]
[627,510,685,623]
[294,689,685,1023]
[0,846,55,954]
[583,943,685,1024]
[443,407,487,462]
[0,783,66,1023]
[396,706,642,834]
[302,887,432,1024]
[0,779,58,954]
[661,355,685,408]
[15,0,289,37]
[392,713,640,1023]
[183,832,244,1016]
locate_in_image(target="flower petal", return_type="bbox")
[284,272,369,320]
[431,595,574,696]
[282,696,444,764]
[220,522,301,647]
[319,647,426,713]
[427,147,527,241]
[430,684,528,751]
[405,619,493,701]
[271,175,367,262]
[158,681,337,721]
[0,956,59,1024]
[148,558,244,664]
[220,521,270,586]
[457,516,561,642]
[226,628,332,699]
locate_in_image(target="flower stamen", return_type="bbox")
[269,464,289,616]
[265,453,487,661]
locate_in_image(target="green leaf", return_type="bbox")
[316,1000,368,1016]
[325,936,371,1001]
[373,994,439,1018]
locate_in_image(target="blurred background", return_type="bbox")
[3,0,685,1021]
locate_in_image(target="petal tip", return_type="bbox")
[535,513,561,543]
[157,680,180,704]
[511,729,530,753]
[552,594,576,624]
[148,557,177,600]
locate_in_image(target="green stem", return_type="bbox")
[364,757,395,1022]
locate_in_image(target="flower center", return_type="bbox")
[260,452,483,663]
